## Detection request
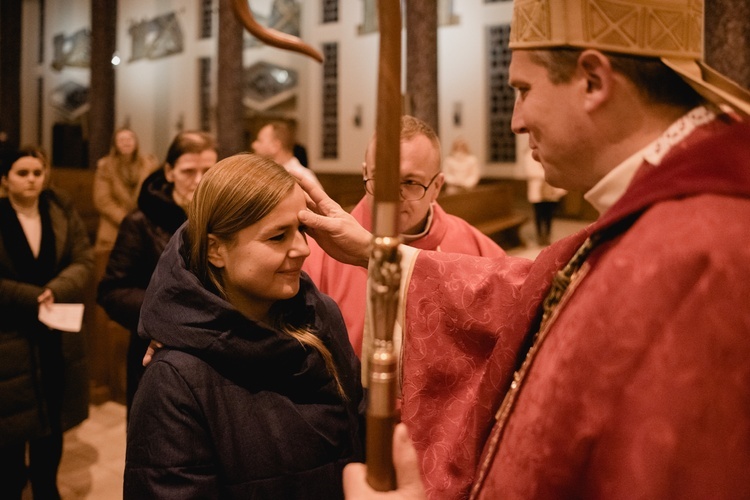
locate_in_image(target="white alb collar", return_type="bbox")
[584,106,715,215]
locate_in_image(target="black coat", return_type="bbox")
[124,228,365,499]
[96,169,186,410]
[0,189,93,446]
[97,169,186,332]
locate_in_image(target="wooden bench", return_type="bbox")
[51,167,99,243]
[317,173,527,249]
[317,172,364,211]
[438,182,528,249]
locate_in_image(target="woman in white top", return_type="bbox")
[444,137,481,189]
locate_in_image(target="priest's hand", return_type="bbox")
[296,174,372,268]
[343,423,426,499]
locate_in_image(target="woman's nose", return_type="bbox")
[290,230,310,258]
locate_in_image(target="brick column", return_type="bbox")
[217,0,246,159]
[405,0,439,133]
[705,0,750,90]
[0,0,22,150]
[89,0,116,168]
[88,0,118,404]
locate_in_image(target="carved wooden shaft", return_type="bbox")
[367,0,402,491]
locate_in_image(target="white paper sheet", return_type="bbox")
[38,303,85,332]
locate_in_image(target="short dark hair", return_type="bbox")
[266,121,294,152]
[528,48,705,110]
[164,130,218,169]
[0,145,48,178]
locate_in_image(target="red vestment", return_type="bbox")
[402,119,750,499]
[303,198,505,357]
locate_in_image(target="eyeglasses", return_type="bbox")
[363,171,441,201]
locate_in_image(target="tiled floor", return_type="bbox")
[30,217,590,500]
[22,402,126,500]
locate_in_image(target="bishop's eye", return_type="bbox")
[514,86,530,100]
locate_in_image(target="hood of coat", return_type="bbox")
[593,118,750,237]
[137,169,186,234]
[138,225,342,392]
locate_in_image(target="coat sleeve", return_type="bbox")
[0,275,46,318]
[45,198,94,303]
[124,359,218,498]
[400,248,546,499]
[96,214,149,331]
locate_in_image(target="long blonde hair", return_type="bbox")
[186,153,345,397]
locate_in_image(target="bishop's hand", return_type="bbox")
[295,174,372,268]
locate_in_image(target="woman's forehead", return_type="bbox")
[12,156,45,170]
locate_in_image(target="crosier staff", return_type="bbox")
[230,0,323,62]
[230,0,402,491]
[366,0,402,492]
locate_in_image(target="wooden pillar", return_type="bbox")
[405,0,439,133]
[705,0,750,90]
[88,0,119,404]
[217,0,245,160]
[0,0,22,150]
[89,0,117,168]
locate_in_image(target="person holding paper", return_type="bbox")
[0,146,94,499]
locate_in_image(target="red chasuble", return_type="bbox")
[402,119,750,499]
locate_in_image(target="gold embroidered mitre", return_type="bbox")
[509,0,750,116]
[509,0,702,58]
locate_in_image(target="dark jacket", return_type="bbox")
[0,189,93,446]
[96,169,186,411]
[97,169,186,332]
[124,227,365,499]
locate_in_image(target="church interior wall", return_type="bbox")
[18,0,520,178]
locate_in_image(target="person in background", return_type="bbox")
[124,153,364,498]
[0,146,93,499]
[90,129,158,401]
[293,142,309,168]
[303,115,505,360]
[0,131,12,185]
[97,131,217,419]
[252,120,323,189]
[443,136,481,189]
[297,0,750,496]
[92,128,158,255]
[524,139,567,246]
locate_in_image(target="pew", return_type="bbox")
[438,183,528,248]
[317,173,528,249]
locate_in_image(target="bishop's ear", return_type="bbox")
[206,234,226,269]
[577,49,614,112]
